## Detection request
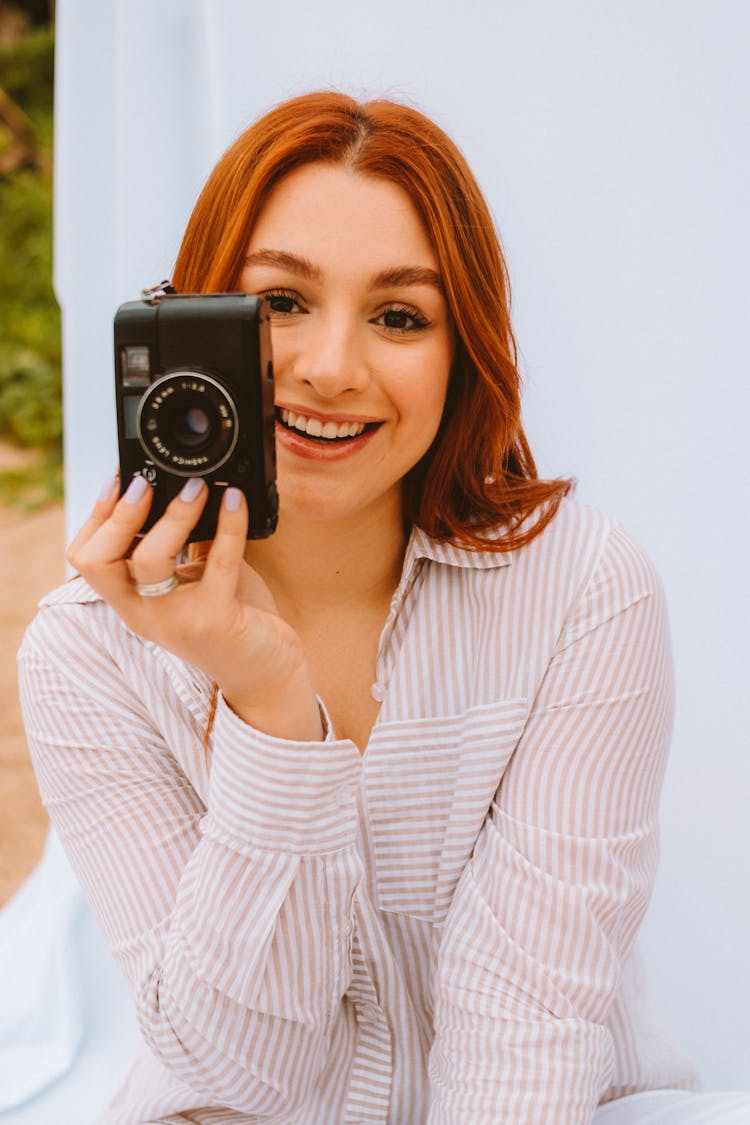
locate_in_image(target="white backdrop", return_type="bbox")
[53,0,749,1093]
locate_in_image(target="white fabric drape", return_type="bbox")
[0,832,140,1122]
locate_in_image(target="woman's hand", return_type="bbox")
[66,473,323,742]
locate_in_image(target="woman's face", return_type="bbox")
[239,162,454,527]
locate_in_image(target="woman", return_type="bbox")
[19,92,739,1123]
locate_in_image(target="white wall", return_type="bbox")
[55,0,749,1089]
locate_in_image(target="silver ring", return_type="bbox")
[134,574,179,598]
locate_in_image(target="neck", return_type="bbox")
[245,498,408,618]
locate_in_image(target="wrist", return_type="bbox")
[222,675,324,742]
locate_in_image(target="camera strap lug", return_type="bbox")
[141,279,176,304]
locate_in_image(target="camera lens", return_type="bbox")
[175,406,212,448]
[137,371,239,475]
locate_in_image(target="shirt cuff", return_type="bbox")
[206,692,361,854]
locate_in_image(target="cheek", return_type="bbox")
[396,367,450,451]
[412,345,452,419]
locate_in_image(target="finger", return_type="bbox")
[68,474,154,599]
[129,477,209,584]
[200,487,249,600]
[174,558,207,586]
[66,470,121,562]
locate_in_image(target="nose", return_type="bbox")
[289,313,370,400]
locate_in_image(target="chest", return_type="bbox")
[299,614,386,753]
[160,572,538,925]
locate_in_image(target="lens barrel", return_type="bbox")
[136,371,239,475]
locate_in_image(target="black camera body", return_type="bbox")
[114,293,278,542]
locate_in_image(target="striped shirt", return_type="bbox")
[18,498,698,1123]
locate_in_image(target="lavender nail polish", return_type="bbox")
[123,475,150,503]
[97,471,118,502]
[179,478,205,503]
[224,487,241,512]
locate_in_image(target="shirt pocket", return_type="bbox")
[364,698,527,926]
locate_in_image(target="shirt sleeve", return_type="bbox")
[428,525,674,1123]
[17,603,363,1117]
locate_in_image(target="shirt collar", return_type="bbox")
[37,527,512,614]
[404,524,514,574]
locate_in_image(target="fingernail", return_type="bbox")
[97,471,118,502]
[123,475,150,503]
[179,477,205,503]
[224,487,241,512]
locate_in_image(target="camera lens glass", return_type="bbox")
[137,371,239,475]
[174,405,212,448]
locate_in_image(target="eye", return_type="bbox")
[262,290,307,316]
[372,305,430,334]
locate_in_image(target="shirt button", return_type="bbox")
[343,919,354,937]
[333,783,355,807]
[370,681,386,702]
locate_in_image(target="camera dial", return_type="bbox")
[136,370,239,476]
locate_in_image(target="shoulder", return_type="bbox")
[456,499,668,662]
[20,575,139,671]
[441,496,662,607]
[414,499,665,667]
[518,497,669,649]
[515,495,662,594]
[416,497,663,619]
[37,574,104,609]
[19,576,215,738]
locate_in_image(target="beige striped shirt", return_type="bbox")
[18,498,697,1123]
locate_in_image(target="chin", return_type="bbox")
[278,485,357,524]
[277,479,401,528]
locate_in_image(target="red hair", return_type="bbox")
[172,91,572,552]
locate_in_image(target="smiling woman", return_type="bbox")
[19,90,740,1125]
[172,92,570,548]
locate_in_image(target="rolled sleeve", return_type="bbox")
[206,693,362,854]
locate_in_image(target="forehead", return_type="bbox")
[247,162,438,268]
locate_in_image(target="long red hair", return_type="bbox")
[172,91,572,552]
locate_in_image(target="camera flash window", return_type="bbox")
[121,346,151,387]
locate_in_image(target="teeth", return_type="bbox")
[279,408,366,440]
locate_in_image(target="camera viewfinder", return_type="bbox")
[121,346,151,388]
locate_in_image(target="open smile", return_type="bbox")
[276,407,381,444]
[274,407,383,461]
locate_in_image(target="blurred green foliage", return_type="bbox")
[0,15,62,507]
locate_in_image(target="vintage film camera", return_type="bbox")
[114,290,278,542]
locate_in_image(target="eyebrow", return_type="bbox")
[370,266,444,292]
[244,249,443,292]
[244,249,322,281]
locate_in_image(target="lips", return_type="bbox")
[274,407,382,462]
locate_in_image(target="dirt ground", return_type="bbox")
[0,495,65,906]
